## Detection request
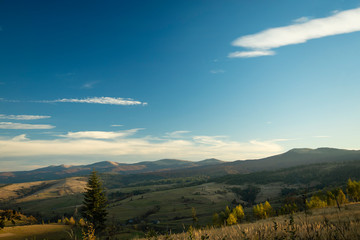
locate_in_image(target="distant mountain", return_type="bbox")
[1,148,359,184]
[196,158,224,166]
[239,147,360,172]
[0,158,224,183]
[137,148,360,179]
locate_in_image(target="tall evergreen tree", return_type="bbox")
[81,170,108,233]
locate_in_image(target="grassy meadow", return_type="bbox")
[1,159,360,239]
[0,224,72,240]
[138,203,360,240]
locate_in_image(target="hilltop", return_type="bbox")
[0,158,224,184]
[1,148,359,184]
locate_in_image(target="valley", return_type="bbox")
[1,148,360,239]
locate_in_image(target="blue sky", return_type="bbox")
[1,0,360,171]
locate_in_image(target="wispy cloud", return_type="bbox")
[42,97,148,106]
[0,122,55,129]
[58,129,141,139]
[313,135,331,138]
[12,134,28,141]
[0,98,20,103]
[111,124,123,127]
[293,16,311,24]
[0,130,284,163]
[0,114,51,120]
[229,7,360,58]
[166,130,191,138]
[81,81,99,89]
[228,50,275,58]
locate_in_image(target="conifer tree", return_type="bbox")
[81,170,108,233]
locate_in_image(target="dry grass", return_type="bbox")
[0,224,71,240]
[0,177,87,203]
[138,203,360,240]
[0,180,55,201]
[19,177,87,202]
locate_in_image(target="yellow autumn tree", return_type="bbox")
[263,201,273,217]
[336,189,347,205]
[347,178,360,202]
[226,213,237,225]
[253,201,273,219]
[306,196,327,209]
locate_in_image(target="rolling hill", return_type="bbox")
[0,158,224,184]
[134,147,360,179]
[1,148,359,185]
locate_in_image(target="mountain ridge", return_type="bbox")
[1,148,359,184]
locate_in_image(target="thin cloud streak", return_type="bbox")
[0,122,55,129]
[0,114,51,120]
[81,81,99,89]
[228,50,275,58]
[58,129,141,139]
[42,97,147,106]
[313,135,331,138]
[0,131,284,161]
[230,7,360,57]
[166,130,191,138]
[293,16,311,23]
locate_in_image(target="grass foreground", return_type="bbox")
[137,203,360,240]
[0,224,71,240]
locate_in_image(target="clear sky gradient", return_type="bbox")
[1,0,360,171]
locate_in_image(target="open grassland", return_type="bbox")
[0,180,57,201]
[3,179,303,227]
[0,224,71,240]
[0,177,86,203]
[139,203,360,240]
[12,194,84,217]
[108,183,240,229]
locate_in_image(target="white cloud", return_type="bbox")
[12,134,28,141]
[228,50,275,58]
[0,114,51,120]
[193,135,226,145]
[166,130,191,138]
[58,129,141,139]
[111,124,123,127]
[0,98,20,103]
[0,122,55,129]
[230,7,360,57]
[81,81,99,89]
[313,135,331,138]
[43,97,147,106]
[293,16,311,24]
[0,130,284,162]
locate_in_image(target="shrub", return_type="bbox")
[253,201,273,219]
[347,178,360,201]
[226,213,237,225]
[306,196,327,209]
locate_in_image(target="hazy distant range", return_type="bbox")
[1,148,360,184]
